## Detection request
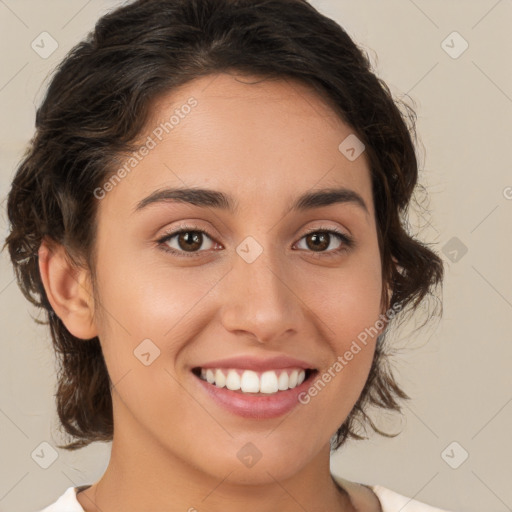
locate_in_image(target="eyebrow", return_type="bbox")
[134,186,369,215]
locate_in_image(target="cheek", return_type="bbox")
[90,242,232,402]
[91,254,226,432]
[93,241,217,335]
[305,246,383,349]
[307,247,383,384]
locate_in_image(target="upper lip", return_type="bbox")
[194,355,316,372]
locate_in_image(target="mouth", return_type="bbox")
[192,367,316,394]
[191,365,318,419]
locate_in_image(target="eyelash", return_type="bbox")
[156,224,354,259]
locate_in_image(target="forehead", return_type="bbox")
[99,72,374,219]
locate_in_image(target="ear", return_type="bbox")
[38,238,98,340]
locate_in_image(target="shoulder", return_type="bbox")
[333,475,382,511]
[332,474,453,512]
[371,484,454,511]
[36,486,86,512]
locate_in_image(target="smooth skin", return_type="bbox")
[39,72,387,511]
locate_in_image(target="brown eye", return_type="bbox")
[160,228,217,256]
[296,230,346,253]
[305,232,331,251]
[176,231,203,252]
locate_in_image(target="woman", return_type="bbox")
[5,0,448,510]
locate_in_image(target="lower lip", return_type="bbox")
[193,372,315,419]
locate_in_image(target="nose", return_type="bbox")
[219,240,303,344]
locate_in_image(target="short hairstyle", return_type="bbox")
[4,0,443,450]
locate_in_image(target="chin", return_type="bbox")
[185,434,325,486]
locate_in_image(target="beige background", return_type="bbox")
[1,1,511,511]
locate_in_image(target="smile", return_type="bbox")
[191,361,318,419]
[195,367,313,394]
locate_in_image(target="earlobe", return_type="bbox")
[38,239,98,340]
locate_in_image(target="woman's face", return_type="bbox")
[91,73,385,483]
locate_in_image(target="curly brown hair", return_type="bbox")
[4,0,443,451]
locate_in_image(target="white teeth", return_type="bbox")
[278,371,289,390]
[226,369,241,390]
[260,371,279,394]
[198,368,309,393]
[289,369,298,388]
[215,369,226,388]
[240,370,260,393]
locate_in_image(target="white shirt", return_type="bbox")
[37,478,452,512]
